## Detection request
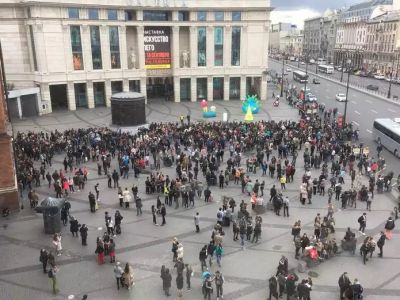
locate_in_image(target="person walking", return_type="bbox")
[135,197,143,216]
[151,205,158,225]
[95,240,105,265]
[95,183,100,200]
[351,278,363,300]
[79,224,88,246]
[194,212,200,232]
[88,192,96,213]
[215,243,224,267]
[214,270,224,300]
[114,261,124,290]
[377,231,386,257]
[176,273,184,298]
[39,249,49,273]
[115,210,123,234]
[366,192,372,211]
[185,264,192,290]
[384,216,395,240]
[48,265,59,295]
[123,188,131,208]
[52,233,62,256]
[109,238,116,263]
[338,272,351,300]
[199,245,208,272]
[358,213,367,235]
[268,275,279,300]
[161,268,172,296]
[283,196,289,217]
[69,216,80,237]
[161,204,166,225]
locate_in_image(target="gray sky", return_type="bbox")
[271,0,362,11]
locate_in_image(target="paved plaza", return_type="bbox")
[1,97,399,300]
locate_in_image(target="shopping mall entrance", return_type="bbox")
[50,84,68,110]
[146,77,174,101]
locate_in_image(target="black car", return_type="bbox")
[366,84,379,91]
[312,78,320,84]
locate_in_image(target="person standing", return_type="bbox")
[176,273,184,298]
[283,196,289,217]
[358,213,367,235]
[95,183,100,200]
[123,188,131,208]
[115,210,123,234]
[215,243,224,267]
[161,204,166,225]
[199,245,208,272]
[212,270,223,300]
[268,275,279,300]
[135,197,143,216]
[384,216,395,240]
[39,249,49,273]
[366,192,372,211]
[377,231,386,257]
[52,233,62,256]
[95,240,105,265]
[79,224,88,246]
[294,234,302,259]
[69,216,80,237]
[151,205,158,225]
[338,272,351,300]
[351,279,363,300]
[48,265,59,295]
[114,261,124,290]
[109,238,116,263]
[194,212,200,232]
[185,264,192,290]
[161,268,172,296]
[88,192,96,213]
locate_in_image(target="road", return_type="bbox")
[269,59,400,169]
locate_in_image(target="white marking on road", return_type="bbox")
[354,110,361,115]
[352,121,360,126]
[351,100,357,104]
[388,108,397,113]
[366,129,372,133]
[371,109,378,114]
[366,100,372,104]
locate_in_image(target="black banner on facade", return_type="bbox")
[144,27,171,69]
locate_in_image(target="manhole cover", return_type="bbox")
[308,271,319,278]
[272,245,282,250]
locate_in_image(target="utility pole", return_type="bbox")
[388,54,395,99]
[280,58,284,97]
[344,59,351,125]
[304,54,308,95]
[340,51,346,83]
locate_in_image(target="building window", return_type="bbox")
[198,27,207,66]
[93,82,106,106]
[197,11,207,21]
[197,78,207,100]
[125,10,136,21]
[214,27,224,66]
[231,26,241,66]
[215,11,224,21]
[28,25,38,71]
[109,26,120,69]
[143,10,170,21]
[213,77,224,100]
[232,11,241,21]
[129,80,141,92]
[180,78,191,101]
[111,81,123,94]
[108,9,118,20]
[229,77,240,100]
[90,26,102,70]
[178,11,189,21]
[68,7,79,19]
[70,26,84,70]
[88,8,99,20]
[74,83,87,107]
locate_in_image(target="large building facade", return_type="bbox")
[0,0,271,115]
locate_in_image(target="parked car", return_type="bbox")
[286,67,292,72]
[312,78,320,84]
[300,61,305,65]
[366,84,379,91]
[374,74,385,80]
[306,93,317,102]
[359,72,368,77]
[300,87,311,92]
[335,93,347,102]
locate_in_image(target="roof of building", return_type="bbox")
[347,0,392,11]
[368,9,400,22]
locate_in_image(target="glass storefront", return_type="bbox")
[111,81,123,95]
[213,77,224,100]
[180,78,191,101]
[74,83,87,107]
[197,78,207,100]
[198,27,207,67]
[232,27,241,66]
[90,26,102,70]
[93,82,105,106]
[109,26,121,69]
[214,27,224,66]
[229,77,240,100]
[246,77,261,97]
[129,80,141,92]
[70,26,84,70]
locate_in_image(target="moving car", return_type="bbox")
[335,93,347,102]
[374,74,385,80]
[312,78,320,84]
[300,87,311,92]
[367,84,379,91]
[306,93,317,102]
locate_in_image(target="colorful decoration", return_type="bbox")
[244,106,254,122]
[200,100,217,118]
[241,95,260,114]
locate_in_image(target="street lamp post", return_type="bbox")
[388,54,396,99]
[280,58,285,97]
[341,51,346,83]
[344,58,351,126]
[304,54,309,93]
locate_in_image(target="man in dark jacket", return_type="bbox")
[268,275,279,300]
[161,204,166,225]
[377,231,386,257]
[69,216,80,237]
[285,273,299,300]
[39,249,49,273]
[338,272,351,300]
[79,224,88,246]
[199,245,208,272]
[88,192,96,213]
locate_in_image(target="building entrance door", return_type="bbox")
[50,84,68,110]
[146,77,173,101]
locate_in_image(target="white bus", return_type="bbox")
[318,65,334,74]
[372,118,400,157]
[293,70,309,83]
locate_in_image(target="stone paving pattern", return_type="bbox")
[2,96,399,300]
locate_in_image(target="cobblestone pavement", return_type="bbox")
[3,97,400,300]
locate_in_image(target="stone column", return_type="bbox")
[224,25,231,67]
[34,23,48,73]
[191,76,197,102]
[137,26,145,69]
[81,25,92,72]
[105,79,112,107]
[16,97,22,119]
[207,26,214,67]
[241,25,248,68]
[123,78,129,92]
[172,26,180,69]
[67,82,76,111]
[140,78,147,104]
[174,76,181,102]
[190,26,197,68]
[100,25,111,70]
[87,81,95,108]
[224,76,229,101]
[261,76,267,101]
[240,75,246,100]
[41,83,51,113]
[207,76,213,101]
[119,26,128,70]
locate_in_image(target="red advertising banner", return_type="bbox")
[144,27,171,69]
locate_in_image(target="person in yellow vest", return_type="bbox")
[280,175,287,190]
[164,185,170,205]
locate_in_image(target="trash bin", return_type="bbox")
[35,197,65,234]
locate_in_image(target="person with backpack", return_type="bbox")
[377,231,386,257]
[358,213,367,235]
[216,208,223,225]
[203,276,213,300]
[215,270,224,300]
[351,278,363,300]
[384,216,395,240]
[215,243,224,267]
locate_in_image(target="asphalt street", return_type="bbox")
[269,59,400,170]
